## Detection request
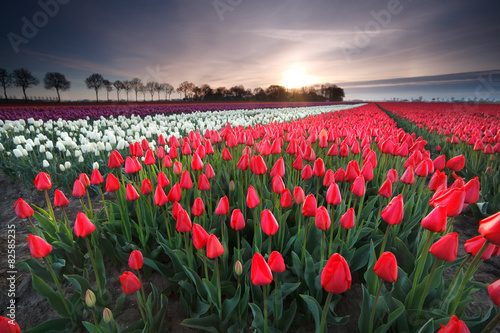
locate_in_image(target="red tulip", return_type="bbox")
[271,175,286,194]
[28,234,52,258]
[387,169,398,183]
[74,212,95,237]
[144,149,156,165]
[464,236,499,260]
[463,177,479,204]
[163,156,172,168]
[433,155,446,171]
[270,157,285,178]
[180,170,193,190]
[351,174,365,197]
[34,172,52,190]
[205,163,215,179]
[300,164,313,180]
[124,156,142,174]
[400,166,414,185]
[446,155,465,172]
[292,155,303,170]
[169,146,178,159]
[381,194,404,225]
[72,179,86,198]
[268,251,286,273]
[236,154,250,170]
[154,186,168,206]
[192,223,209,249]
[421,206,447,233]
[312,158,325,177]
[215,196,229,215]
[293,186,305,204]
[345,160,360,183]
[430,187,465,217]
[378,178,393,199]
[192,198,205,217]
[251,253,273,285]
[325,182,341,205]
[198,173,211,191]
[334,167,345,183]
[302,194,317,217]
[251,155,267,175]
[14,198,34,218]
[0,316,21,333]
[79,173,91,188]
[315,206,331,230]
[108,150,124,168]
[91,169,104,185]
[437,315,470,333]
[120,271,141,294]
[171,201,182,220]
[167,183,182,202]
[230,209,245,230]
[340,207,355,229]
[125,183,140,201]
[323,169,335,187]
[488,279,500,308]
[105,173,120,192]
[280,189,293,208]
[173,161,183,175]
[182,141,192,155]
[176,209,192,232]
[374,252,398,283]
[206,234,224,258]
[478,211,500,246]
[261,209,279,236]
[157,172,170,188]
[128,250,144,270]
[429,170,447,191]
[429,232,458,262]
[321,253,351,294]
[247,185,261,209]
[141,138,150,151]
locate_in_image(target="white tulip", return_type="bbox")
[13,149,23,158]
[59,164,65,172]
[0,143,3,152]
[78,156,84,163]
[46,151,53,160]
[64,161,71,169]
[93,162,99,170]
[43,160,50,168]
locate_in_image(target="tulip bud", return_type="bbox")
[485,166,492,175]
[103,308,113,323]
[229,180,235,192]
[85,289,96,307]
[235,260,243,276]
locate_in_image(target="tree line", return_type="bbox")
[0,68,344,103]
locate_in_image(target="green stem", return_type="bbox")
[263,284,268,333]
[203,249,209,280]
[450,240,490,315]
[379,224,391,256]
[98,186,110,222]
[135,293,147,325]
[215,257,222,309]
[137,270,147,306]
[44,258,72,317]
[161,206,173,248]
[481,311,500,333]
[44,189,57,226]
[320,292,333,333]
[320,230,325,271]
[92,308,97,326]
[443,254,471,302]
[268,234,272,256]
[407,230,434,309]
[26,216,40,236]
[237,230,241,261]
[417,259,440,318]
[134,201,145,247]
[86,190,93,216]
[85,237,103,296]
[328,205,335,256]
[184,233,192,269]
[340,227,347,256]
[301,217,310,264]
[61,208,70,231]
[368,281,383,333]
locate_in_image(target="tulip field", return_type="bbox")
[2,101,500,332]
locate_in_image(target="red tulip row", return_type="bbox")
[9,102,500,332]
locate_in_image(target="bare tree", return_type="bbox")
[154,82,163,101]
[122,80,132,102]
[103,80,113,101]
[113,80,124,101]
[200,84,213,100]
[85,73,105,102]
[44,72,70,102]
[0,68,13,101]
[161,83,174,100]
[139,83,146,102]
[177,81,195,100]
[13,68,39,102]
[145,82,156,101]
[130,78,142,102]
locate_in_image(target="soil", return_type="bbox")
[0,171,498,332]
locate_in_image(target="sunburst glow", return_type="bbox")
[281,67,315,89]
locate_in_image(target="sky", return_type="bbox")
[1,0,500,101]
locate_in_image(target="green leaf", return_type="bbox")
[22,318,73,333]
[64,274,92,299]
[374,306,405,333]
[277,299,297,333]
[93,247,107,296]
[181,314,220,333]
[184,266,209,302]
[299,294,321,333]
[203,278,219,309]
[222,285,241,326]
[415,318,434,333]
[32,273,70,317]
[82,321,104,333]
[249,303,264,333]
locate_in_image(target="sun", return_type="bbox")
[281,67,314,89]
